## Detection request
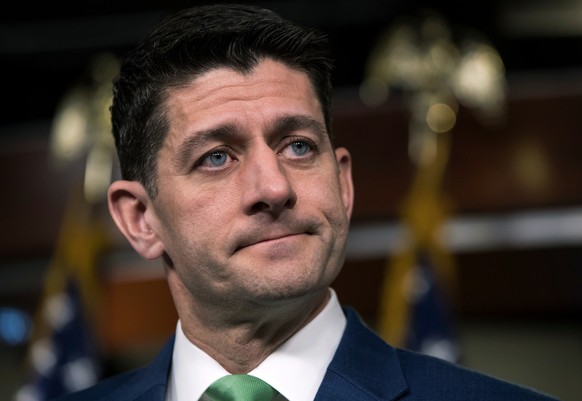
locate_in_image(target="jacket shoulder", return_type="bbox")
[52,336,175,401]
[52,369,145,401]
[396,348,560,400]
[332,308,560,400]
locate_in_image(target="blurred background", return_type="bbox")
[1,0,581,400]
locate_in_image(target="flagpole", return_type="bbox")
[361,10,505,361]
[14,53,118,401]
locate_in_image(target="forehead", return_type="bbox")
[163,59,323,138]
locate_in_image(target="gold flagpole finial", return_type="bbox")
[49,52,120,205]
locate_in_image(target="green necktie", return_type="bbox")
[202,374,279,401]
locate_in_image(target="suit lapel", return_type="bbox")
[136,336,175,401]
[108,335,174,401]
[314,308,408,401]
[115,310,408,401]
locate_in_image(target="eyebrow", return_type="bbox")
[173,114,328,171]
[174,123,239,171]
[269,115,328,141]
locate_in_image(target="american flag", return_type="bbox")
[15,279,101,401]
[14,184,109,401]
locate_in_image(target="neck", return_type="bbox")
[169,275,330,373]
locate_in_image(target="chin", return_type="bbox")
[251,270,335,301]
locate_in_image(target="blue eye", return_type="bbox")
[205,151,228,166]
[290,141,310,156]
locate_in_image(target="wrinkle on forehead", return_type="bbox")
[168,59,320,121]
[171,65,309,105]
[159,59,324,174]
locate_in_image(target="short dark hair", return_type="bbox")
[110,4,334,197]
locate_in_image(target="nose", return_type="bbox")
[241,144,297,215]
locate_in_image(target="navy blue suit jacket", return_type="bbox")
[55,307,559,400]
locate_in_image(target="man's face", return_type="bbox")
[148,58,353,306]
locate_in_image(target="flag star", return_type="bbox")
[31,338,58,376]
[62,357,99,392]
[45,293,74,330]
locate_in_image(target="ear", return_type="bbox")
[335,147,354,220]
[107,180,165,260]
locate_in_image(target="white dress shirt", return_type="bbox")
[165,288,347,401]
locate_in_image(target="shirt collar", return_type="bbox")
[167,288,346,401]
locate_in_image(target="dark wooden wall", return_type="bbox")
[2,77,582,355]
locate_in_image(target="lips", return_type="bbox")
[235,231,305,252]
[231,220,318,254]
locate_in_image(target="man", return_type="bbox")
[56,4,558,401]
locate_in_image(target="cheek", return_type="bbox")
[166,182,240,221]
[311,169,348,208]
[156,189,234,253]
[300,173,350,231]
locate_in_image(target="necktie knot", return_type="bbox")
[202,374,279,401]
